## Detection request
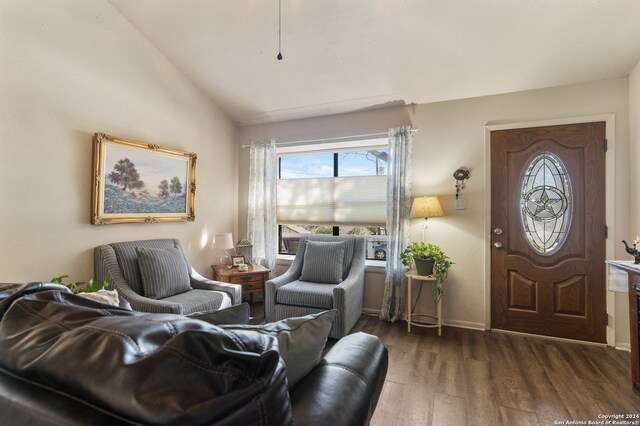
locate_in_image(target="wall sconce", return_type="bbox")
[453,168,470,210]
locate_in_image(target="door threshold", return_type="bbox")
[490,328,607,347]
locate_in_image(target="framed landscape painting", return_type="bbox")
[91,133,196,225]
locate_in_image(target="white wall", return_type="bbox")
[237,79,631,340]
[0,0,237,283]
[630,60,640,238]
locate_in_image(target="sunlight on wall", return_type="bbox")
[200,228,210,249]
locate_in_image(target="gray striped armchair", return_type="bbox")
[95,239,241,314]
[265,235,366,339]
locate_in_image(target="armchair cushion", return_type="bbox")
[276,281,335,309]
[221,310,336,388]
[136,247,191,299]
[188,302,250,325]
[162,289,230,314]
[300,241,347,284]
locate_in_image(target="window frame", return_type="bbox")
[276,140,388,259]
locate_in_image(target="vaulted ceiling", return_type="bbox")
[110,0,640,126]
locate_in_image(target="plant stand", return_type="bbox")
[406,271,442,336]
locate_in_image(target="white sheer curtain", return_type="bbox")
[247,141,277,270]
[380,126,413,322]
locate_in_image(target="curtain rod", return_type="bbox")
[240,128,419,149]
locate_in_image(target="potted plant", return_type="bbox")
[51,275,108,294]
[400,242,453,302]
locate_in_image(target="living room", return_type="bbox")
[2,0,640,424]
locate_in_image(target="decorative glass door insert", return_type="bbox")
[520,152,572,254]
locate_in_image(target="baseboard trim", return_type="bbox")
[360,309,486,331]
[615,342,631,352]
[443,319,486,331]
[491,328,607,347]
[360,313,623,346]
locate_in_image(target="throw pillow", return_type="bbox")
[188,303,250,325]
[136,247,191,299]
[220,309,336,388]
[75,289,120,307]
[300,241,346,284]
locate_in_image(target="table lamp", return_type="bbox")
[410,196,444,242]
[212,233,235,266]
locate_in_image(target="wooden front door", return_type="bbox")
[491,122,606,343]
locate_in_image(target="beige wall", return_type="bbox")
[630,60,640,237]
[0,0,237,283]
[237,79,631,341]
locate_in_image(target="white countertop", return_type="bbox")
[607,260,640,292]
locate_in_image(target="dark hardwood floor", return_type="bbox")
[250,304,640,425]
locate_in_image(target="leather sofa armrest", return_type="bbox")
[289,332,388,426]
[0,367,129,426]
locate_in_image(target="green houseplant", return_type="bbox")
[50,275,109,294]
[400,242,453,302]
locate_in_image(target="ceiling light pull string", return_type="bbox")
[277,0,283,60]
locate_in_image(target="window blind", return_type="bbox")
[276,175,386,226]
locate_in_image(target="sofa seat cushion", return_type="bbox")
[163,289,230,315]
[276,281,335,309]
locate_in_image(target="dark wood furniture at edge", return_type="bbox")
[608,262,640,393]
[212,264,270,303]
[626,267,640,392]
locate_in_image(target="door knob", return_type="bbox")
[493,228,503,235]
[494,242,503,249]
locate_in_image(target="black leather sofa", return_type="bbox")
[0,283,388,426]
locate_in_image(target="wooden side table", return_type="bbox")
[406,271,442,336]
[212,264,270,303]
[607,260,640,392]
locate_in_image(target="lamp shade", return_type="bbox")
[212,233,235,250]
[410,196,444,219]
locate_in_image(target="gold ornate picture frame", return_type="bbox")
[92,133,196,225]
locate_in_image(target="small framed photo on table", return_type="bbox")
[231,255,246,267]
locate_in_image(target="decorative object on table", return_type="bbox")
[213,233,236,266]
[231,255,246,267]
[238,264,249,272]
[91,133,196,225]
[410,196,444,242]
[400,242,453,302]
[622,237,640,264]
[236,239,254,264]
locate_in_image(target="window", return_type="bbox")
[277,140,388,260]
[520,152,572,254]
